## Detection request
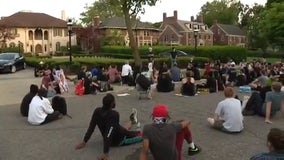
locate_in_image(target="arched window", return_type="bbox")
[9,42,16,47]
[28,30,33,40]
[44,31,48,40]
[56,42,60,51]
[35,28,43,40]
[30,45,33,52]
[44,44,47,52]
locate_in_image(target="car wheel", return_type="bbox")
[23,62,26,69]
[11,65,16,73]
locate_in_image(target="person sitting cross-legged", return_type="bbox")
[207,87,244,133]
[28,88,62,125]
[140,104,201,160]
[75,93,142,160]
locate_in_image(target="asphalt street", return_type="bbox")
[0,68,283,160]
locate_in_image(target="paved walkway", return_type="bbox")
[1,69,284,159]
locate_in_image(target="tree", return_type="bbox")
[82,0,160,66]
[259,2,284,47]
[199,0,243,27]
[266,0,283,8]
[80,0,123,25]
[0,26,15,49]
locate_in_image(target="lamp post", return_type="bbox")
[67,19,73,63]
[193,26,199,55]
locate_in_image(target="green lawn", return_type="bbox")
[247,57,283,63]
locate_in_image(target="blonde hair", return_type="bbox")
[272,82,282,92]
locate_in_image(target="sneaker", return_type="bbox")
[130,108,138,125]
[188,145,201,156]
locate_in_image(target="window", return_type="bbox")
[217,29,220,34]
[64,29,68,37]
[144,31,149,36]
[221,35,224,41]
[164,35,168,41]
[208,35,210,40]
[56,42,60,51]
[44,44,47,52]
[28,30,33,40]
[53,29,63,37]
[10,28,17,35]
[30,45,33,52]
[44,31,48,40]
[9,42,16,47]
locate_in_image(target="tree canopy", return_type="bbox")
[199,0,242,27]
[80,0,160,65]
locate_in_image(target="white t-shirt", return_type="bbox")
[215,98,243,132]
[121,64,132,76]
[28,96,54,125]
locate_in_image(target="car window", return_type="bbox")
[0,54,15,60]
[14,54,20,59]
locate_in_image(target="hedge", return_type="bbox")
[25,56,209,74]
[100,45,247,63]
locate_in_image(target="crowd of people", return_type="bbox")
[18,54,284,159]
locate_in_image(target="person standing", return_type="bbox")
[207,87,244,133]
[75,93,142,160]
[170,47,177,67]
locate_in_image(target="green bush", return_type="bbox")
[100,45,247,63]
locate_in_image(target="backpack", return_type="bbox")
[136,74,151,90]
[74,80,85,96]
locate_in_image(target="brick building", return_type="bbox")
[159,10,213,46]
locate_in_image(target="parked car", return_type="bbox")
[0,52,26,73]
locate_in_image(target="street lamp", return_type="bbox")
[67,19,73,63]
[193,24,199,55]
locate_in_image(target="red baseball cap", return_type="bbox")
[152,104,169,117]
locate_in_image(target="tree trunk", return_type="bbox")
[123,8,141,66]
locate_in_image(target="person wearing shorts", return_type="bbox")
[207,87,244,133]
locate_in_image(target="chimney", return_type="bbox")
[173,10,178,21]
[214,19,218,25]
[163,12,167,22]
[196,15,200,23]
[93,16,101,26]
[191,16,194,22]
[199,15,203,23]
[61,10,66,21]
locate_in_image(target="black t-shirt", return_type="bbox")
[83,107,137,154]
[20,93,35,117]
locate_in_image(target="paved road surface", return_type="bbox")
[0,68,283,160]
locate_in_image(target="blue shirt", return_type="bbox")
[250,152,284,160]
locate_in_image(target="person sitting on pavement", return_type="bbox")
[170,63,181,82]
[107,65,121,84]
[140,104,201,160]
[250,128,284,160]
[75,93,142,160]
[243,82,284,124]
[28,88,62,125]
[84,71,100,94]
[157,64,174,92]
[207,87,244,133]
[20,84,39,117]
[121,60,133,85]
[249,70,269,91]
[180,71,196,96]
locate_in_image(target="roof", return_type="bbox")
[0,12,67,28]
[217,24,245,36]
[99,17,159,31]
[177,20,213,34]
